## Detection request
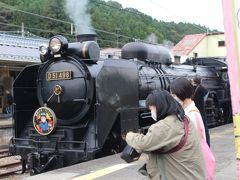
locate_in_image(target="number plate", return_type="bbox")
[46,71,72,81]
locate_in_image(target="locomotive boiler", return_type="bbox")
[9,34,231,174]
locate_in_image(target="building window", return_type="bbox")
[218,41,225,47]
[193,53,198,58]
[174,55,180,64]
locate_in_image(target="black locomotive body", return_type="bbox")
[9,35,231,174]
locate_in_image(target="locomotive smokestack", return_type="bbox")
[76,34,97,42]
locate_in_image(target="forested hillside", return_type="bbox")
[0,0,217,47]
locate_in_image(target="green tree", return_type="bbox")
[0,0,216,47]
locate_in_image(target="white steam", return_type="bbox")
[145,33,158,44]
[65,0,95,34]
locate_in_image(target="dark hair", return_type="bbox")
[170,77,194,101]
[193,75,201,85]
[145,90,185,120]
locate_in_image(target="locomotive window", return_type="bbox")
[174,56,180,64]
[193,53,198,58]
[218,41,225,47]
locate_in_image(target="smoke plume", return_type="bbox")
[145,33,158,44]
[65,0,95,34]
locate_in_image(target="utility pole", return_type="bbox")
[21,22,25,37]
[71,23,74,35]
[115,28,120,48]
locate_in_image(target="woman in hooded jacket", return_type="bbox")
[126,90,205,180]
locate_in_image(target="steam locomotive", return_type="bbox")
[9,34,231,174]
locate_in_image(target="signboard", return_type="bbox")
[46,71,72,81]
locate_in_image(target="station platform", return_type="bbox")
[25,123,236,180]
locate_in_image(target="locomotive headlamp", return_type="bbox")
[49,38,61,53]
[39,44,49,56]
[49,35,68,54]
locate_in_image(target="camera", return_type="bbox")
[120,145,141,163]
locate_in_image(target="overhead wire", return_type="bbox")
[93,0,216,34]
[93,0,223,42]
[0,1,137,42]
[0,22,75,37]
[0,1,170,44]
[90,0,224,41]
[0,21,128,46]
[148,0,209,33]
[89,0,144,16]
[0,0,223,44]
[0,2,71,25]
[148,0,222,37]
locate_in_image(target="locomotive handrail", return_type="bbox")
[11,138,86,144]
[139,74,219,79]
[158,68,167,89]
[140,112,151,119]
[10,138,88,151]
[152,67,164,88]
[73,99,88,102]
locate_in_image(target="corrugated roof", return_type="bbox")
[0,34,48,64]
[0,34,48,48]
[171,33,206,56]
[0,44,40,63]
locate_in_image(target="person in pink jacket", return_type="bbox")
[170,77,206,141]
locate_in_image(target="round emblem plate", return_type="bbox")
[33,107,57,135]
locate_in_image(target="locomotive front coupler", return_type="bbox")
[27,139,64,175]
[27,150,64,175]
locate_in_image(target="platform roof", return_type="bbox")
[0,34,48,65]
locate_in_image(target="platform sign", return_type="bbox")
[222,0,240,178]
[33,107,57,136]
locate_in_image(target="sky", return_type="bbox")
[105,0,224,32]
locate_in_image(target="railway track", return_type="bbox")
[0,148,10,159]
[0,148,23,178]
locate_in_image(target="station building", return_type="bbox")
[0,33,47,117]
[171,32,226,64]
[100,48,121,59]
